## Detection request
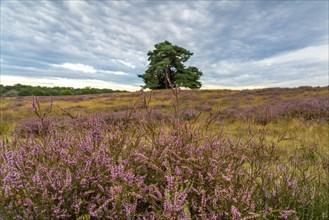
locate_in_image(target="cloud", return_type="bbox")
[261,44,327,65]
[50,62,130,76]
[204,44,328,88]
[101,70,129,76]
[111,59,136,69]
[52,63,97,73]
[1,75,139,91]
[1,1,328,89]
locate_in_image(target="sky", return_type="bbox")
[1,0,328,91]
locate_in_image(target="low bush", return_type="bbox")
[1,93,328,219]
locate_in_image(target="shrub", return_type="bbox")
[1,95,328,219]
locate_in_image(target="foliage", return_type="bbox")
[1,92,328,219]
[0,84,126,97]
[220,94,329,124]
[138,41,202,89]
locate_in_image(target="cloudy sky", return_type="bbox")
[1,0,328,91]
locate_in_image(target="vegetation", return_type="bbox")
[138,41,203,89]
[0,84,126,97]
[0,86,328,219]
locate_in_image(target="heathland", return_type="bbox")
[1,86,328,219]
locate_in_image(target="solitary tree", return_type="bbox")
[138,41,202,89]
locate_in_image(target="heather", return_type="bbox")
[220,94,329,124]
[1,87,328,219]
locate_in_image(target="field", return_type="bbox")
[1,86,328,219]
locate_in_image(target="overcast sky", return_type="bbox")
[1,0,328,91]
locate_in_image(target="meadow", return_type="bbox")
[1,86,328,219]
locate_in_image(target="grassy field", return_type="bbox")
[1,86,328,219]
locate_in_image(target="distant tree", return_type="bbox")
[0,85,6,94]
[18,88,32,96]
[0,84,126,96]
[59,89,74,96]
[138,41,202,89]
[32,87,46,96]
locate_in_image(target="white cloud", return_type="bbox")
[211,61,237,75]
[51,63,130,76]
[112,59,136,69]
[52,63,97,73]
[261,44,328,65]
[207,44,328,87]
[1,75,139,91]
[212,44,328,74]
[101,70,129,76]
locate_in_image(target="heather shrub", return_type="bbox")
[1,134,144,219]
[98,111,131,125]
[2,107,147,218]
[195,105,213,112]
[1,94,328,219]
[232,95,329,124]
[182,109,200,121]
[286,95,329,120]
[13,97,54,137]
[150,109,166,121]
[14,116,54,137]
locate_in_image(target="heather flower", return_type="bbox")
[222,174,232,182]
[279,210,296,219]
[231,205,241,220]
[1,90,328,219]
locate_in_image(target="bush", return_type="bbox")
[1,95,328,219]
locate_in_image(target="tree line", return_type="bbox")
[0,84,126,96]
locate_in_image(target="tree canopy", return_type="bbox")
[138,41,202,89]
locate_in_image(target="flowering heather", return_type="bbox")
[1,93,328,219]
[220,95,329,124]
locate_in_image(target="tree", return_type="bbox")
[138,41,202,89]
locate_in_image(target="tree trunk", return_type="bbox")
[165,66,173,88]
